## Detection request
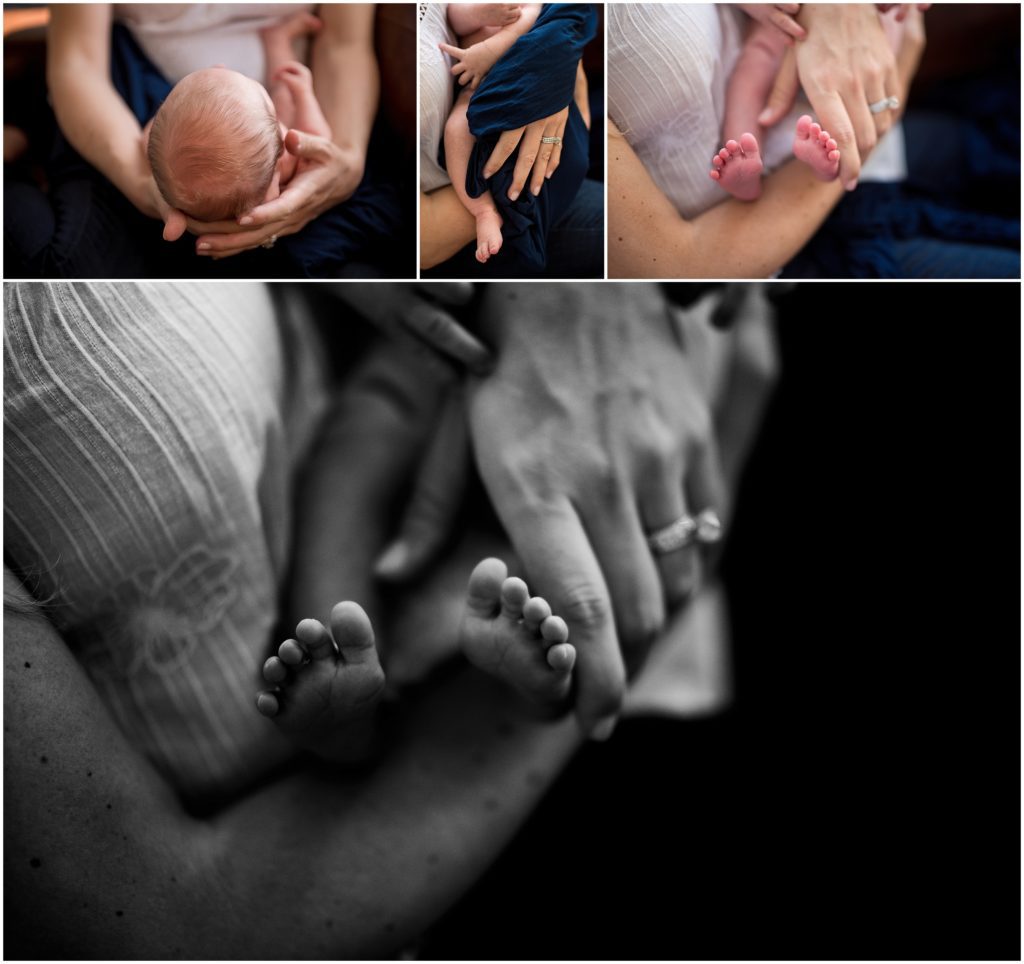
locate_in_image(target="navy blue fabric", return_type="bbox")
[783,64,1021,279]
[462,4,597,273]
[108,24,405,278]
[422,177,603,278]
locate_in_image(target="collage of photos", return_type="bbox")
[2,4,1021,964]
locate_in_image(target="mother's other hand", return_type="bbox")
[190,130,364,258]
[329,282,492,381]
[758,3,903,189]
[483,107,570,200]
[468,284,724,739]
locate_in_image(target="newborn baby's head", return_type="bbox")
[148,67,283,221]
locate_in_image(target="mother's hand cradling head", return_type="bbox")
[483,107,569,200]
[188,130,364,259]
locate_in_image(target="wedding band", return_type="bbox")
[694,509,723,545]
[646,515,697,555]
[261,233,278,250]
[868,96,900,114]
[540,136,562,145]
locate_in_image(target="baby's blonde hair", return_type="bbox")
[148,71,283,221]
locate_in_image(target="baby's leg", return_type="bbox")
[459,558,575,707]
[261,11,322,130]
[710,22,786,201]
[272,61,333,140]
[444,90,503,263]
[257,602,385,764]
[722,22,786,150]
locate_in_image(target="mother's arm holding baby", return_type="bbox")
[46,5,178,229]
[609,4,925,278]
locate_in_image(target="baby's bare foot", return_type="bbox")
[460,558,575,706]
[793,115,840,181]
[475,208,503,263]
[709,132,764,201]
[256,601,385,762]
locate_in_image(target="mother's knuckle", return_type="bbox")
[561,584,612,630]
[619,601,665,652]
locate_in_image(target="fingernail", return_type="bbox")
[845,178,858,192]
[757,108,773,125]
[531,184,540,196]
[589,716,618,742]
[483,167,494,178]
[509,189,519,201]
[239,216,253,226]
[545,172,552,179]
[197,242,211,251]
[374,541,408,579]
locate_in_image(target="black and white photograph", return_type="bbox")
[3,281,1019,959]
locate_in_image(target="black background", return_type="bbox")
[423,283,1022,960]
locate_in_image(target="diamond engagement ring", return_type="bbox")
[868,96,900,114]
[694,509,723,545]
[646,515,697,555]
[261,234,278,250]
[541,136,562,145]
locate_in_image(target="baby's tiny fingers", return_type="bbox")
[439,42,465,61]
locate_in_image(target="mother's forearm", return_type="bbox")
[5,573,581,960]
[47,6,155,215]
[216,670,581,958]
[312,4,379,157]
[608,124,843,278]
[420,187,477,269]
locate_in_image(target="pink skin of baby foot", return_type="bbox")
[475,209,503,263]
[793,114,841,181]
[709,132,764,202]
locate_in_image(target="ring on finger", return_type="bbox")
[541,135,562,145]
[694,508,723,545]
[868,95,900,114]
[646,515,697,555]
[261,233,278,250]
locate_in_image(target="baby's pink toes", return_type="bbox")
[793,115,841,181]
[710,132,764,201]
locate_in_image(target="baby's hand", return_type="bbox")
[439,39,500,90]
[476,4,523,28]
[738,4,806,43]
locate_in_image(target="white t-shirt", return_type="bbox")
[114,3,315,83]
